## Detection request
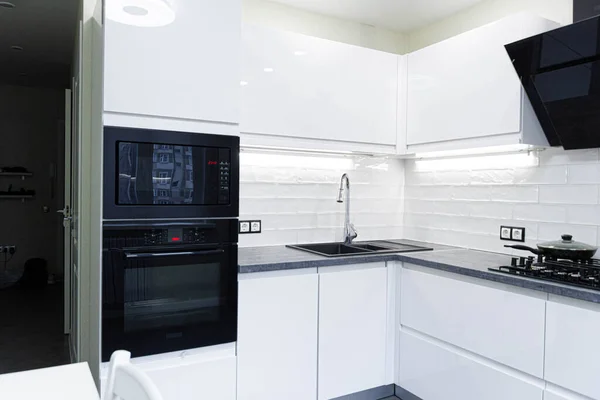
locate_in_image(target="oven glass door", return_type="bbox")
[102,245,237,360]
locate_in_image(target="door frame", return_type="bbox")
[63,89,72,335]
[74,0,104,388]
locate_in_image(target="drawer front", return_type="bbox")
[398,330,543,400]
[401,266,545,377]
[546,300,600,399]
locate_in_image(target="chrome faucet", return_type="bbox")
[337,173,357,244]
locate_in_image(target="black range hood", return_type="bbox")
[505,16,600,150]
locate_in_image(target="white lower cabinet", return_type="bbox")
[398,330,543,400]
[143,355,236,400]
[318,264,388,400]
[545,299,600,399]
[237,271,319,400]
[401,266,546,377]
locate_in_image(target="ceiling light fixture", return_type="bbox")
[263,67,274,73]
[10,45,23,51]
[240,81,248,86]
[294,50,307,56]
[106,0,176,27]
[0,2,15,8]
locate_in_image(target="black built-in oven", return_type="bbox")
[101,219,238,361]
[103,126,239,220]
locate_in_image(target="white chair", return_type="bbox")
[102,350,163,400]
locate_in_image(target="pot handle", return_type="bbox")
[504,244,541,254]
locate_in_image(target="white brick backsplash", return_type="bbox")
[538,223,598,244]
[512,165,568,185]
[539,185,599,205]
[538,148,599,166]
[568,164,600,184]
[404,150,600,254]
[513,204,567,223]
[468,202,514,219]
[240,153,405,247]
[566,205,600,226]
[488,186,539,203]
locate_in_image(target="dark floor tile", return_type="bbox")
[0,284,70,374]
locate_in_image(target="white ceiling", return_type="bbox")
[268,0,487,32]
[0,0,79,88]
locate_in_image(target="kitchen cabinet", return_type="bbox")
[237,270,319,400]
[401,266,546,377]
[318,263,388,399]
[544,391,577,400]
[545,299,600,399]
[405,12,559,153]
[241,25,399,154]
[104,0,241,130]
[398,330,543,400]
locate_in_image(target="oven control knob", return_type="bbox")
[511,257,518,267]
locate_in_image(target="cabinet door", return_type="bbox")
[104,0,240,125]
[406,13,553,146]
[401,267,545,377]
[144,356,237,400]
[241,25,398,146]
[398,331,543,400]
[318,264,387,400]
[545,300,600,399]
[238,272,318,400]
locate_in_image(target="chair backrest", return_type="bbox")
[102,351,163,400]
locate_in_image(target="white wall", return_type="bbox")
[243,0,408,54]
[0,84,65,284]
[403,148,600,254]
[408,0,573,51]
[239,152,405,247]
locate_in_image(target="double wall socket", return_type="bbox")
[0,245,16,254]
[500,226,525,242]
[239,220,261,234]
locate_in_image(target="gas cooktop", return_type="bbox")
[489,256,600,291]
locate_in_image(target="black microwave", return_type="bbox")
[103,126,239,220]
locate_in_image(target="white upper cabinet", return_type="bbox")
[241,25,399,153]
[405,13,559,153]
[104,0,241,128]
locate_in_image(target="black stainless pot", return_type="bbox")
[505,234,598,260]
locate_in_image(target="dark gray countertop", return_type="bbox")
[239,239,600,304]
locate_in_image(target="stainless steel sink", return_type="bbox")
[287,240,434,258]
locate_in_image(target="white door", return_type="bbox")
[67,21,83,359]
[238,272,319,400]
[318,264,388,400]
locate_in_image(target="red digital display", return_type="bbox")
[208,161,218,166]
[171,237,181,242]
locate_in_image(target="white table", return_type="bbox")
[0,363,99,400]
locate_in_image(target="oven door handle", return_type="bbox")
[124,249,225,259]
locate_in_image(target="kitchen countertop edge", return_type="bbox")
[239,243,600,304]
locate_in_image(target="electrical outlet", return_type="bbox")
[250,221,261,233]
[500,226,512,240]
[511,227,525,242]
[8,246,15,255]
[239,221,250,233]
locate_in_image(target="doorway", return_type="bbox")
[0,0,81,374]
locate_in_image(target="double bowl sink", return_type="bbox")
[287,240,433,257]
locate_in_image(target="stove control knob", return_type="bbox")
[511,257,518,267]
[519,257,527,266]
